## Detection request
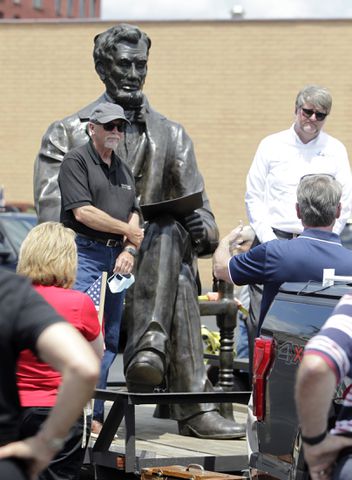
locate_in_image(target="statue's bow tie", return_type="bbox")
[125,105,146,124]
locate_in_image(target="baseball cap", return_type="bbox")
[89,102,130,125]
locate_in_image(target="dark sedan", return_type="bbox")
[0,212,37,270]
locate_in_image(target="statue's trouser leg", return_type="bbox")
[123,216,217,420]
[124,216,183,367]
[169,263,217,420]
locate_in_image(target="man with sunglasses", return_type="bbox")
[246,85,352,245]
[243,85,352,366]
[58,102,144,435]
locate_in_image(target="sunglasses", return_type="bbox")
[300,173,335,181]
[97,122,126,132]
[301,107,328,122]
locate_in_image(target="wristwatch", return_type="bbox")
[124,246,137,257]
[301,430,327,445]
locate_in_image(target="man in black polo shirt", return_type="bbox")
[58,102,144,435]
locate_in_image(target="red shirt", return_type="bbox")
[16,285,100,407]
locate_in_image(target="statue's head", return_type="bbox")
[93,24,151,108]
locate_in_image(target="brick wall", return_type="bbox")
[1,19,352,286]
[0,0,100,19]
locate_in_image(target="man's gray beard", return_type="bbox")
[104,138,119,150]
[109,89,144,110]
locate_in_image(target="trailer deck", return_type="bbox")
[87,389,250,478]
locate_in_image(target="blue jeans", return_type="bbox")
[236,286,250,359]
[74,235,125,423]
[236,317,249,359]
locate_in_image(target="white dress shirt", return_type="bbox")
[245,125,352,243]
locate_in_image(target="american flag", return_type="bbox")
[86,274,102,311]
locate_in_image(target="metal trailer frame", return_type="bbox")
[89,390,251,475]
[88,280,251,476]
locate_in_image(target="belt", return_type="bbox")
[273,228,299,240]
[77,233,122,248]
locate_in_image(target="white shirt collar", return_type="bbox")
[290,124,324,147]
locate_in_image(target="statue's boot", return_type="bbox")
[178,411,246,439]
[126,349,165,392]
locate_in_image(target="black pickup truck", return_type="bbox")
[249,281,352,480]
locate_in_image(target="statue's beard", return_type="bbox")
[106,83,144,110]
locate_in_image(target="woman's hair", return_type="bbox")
[17,222,77,289]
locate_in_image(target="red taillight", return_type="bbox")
[253,336,274,421]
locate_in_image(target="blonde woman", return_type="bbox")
[16,222,103,480]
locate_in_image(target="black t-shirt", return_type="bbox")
[59,141,138,241]
[0,269,64,445]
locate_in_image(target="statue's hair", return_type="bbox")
[295,85,332,114]
[297,174,341,227]
[93,23,151,68]
[17,222,77,289]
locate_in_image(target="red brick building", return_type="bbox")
[0,0,100,19]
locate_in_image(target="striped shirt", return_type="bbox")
[305,294,352,435]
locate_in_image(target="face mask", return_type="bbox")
[107,273,135,293]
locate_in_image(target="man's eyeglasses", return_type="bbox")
[96,122,126,132]
[301,107,328,122]
[300,173,335,181]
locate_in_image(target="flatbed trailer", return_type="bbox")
[87,281,250,478]
[87,389,250,478]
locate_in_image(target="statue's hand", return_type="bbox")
[183,211,205,245]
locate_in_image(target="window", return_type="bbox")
[79,0,86,17]
[67,0,73,16]
[13,0,21,4]
[89,0,96,17]
[33,0,42,9]
[55,0,61,15]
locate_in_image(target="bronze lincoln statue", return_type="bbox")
[33,23,245,439]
